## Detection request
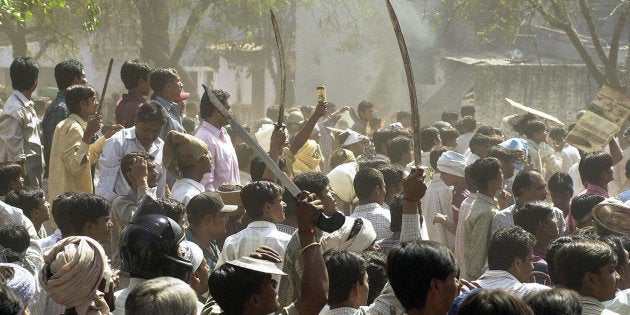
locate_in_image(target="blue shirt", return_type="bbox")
[41,91,68,177]
[156,96,185,140]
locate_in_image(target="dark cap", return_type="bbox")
[188,192,238,214]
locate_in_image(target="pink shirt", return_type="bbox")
[195,121,240,190]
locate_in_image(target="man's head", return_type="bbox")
[293,172,336,216]
[459,115,476,134]
[135,102,166,147]
[354,168,386,204]
[387,241,459,314]
[554,240,619,301]
[339,130,366,157]
[163,131,211,179]
[548,126,568,145]
[439,128,459,149]
[3,187,48,225]
[489,226,536,282]
[324,249,369,308]
[120,151,159,188]
[468,134,497,157]
[513,202,559,243]
[457,289,534,315]
[377,166,404,203]
[200,89,231,127]
[469,157,503,195]
[357,101,374,121]
[524,288,582,315]
[372,127,411,155]
[524,120,548,144]
[512,170,547,203]
[125,276,197,315]
[579,152,614,188]
[241,181,285,222]
[186,192,238,239]
[420,127,441,152]
[149,68,181,101]
[64,193,112,242]
[460,105,475,118]
[437,151,466,188]
[0,162,24,196]
[64,85,97,116]
[10,57,38,92]
[548,172,573,213]
[386,136,412,165]
[121,59,152,95]
[396,111,411,128]
[54,59,86,91]
[488,145,516,179]
[571,194,605,229]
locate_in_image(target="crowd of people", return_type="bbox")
[1,55,630,315]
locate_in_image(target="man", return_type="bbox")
[0,57,44,187]
[322,250,369,314]
[387,136,412,174]
[432,150,469,240]
[372,127,410,163]
[524,120,562,178]
[548,172,573,217]
[579,151,615,197]
[465,133,496,166]
[115,59,152,128]
[422,147,454,249]
[216,181,291,269]
[571,194,605,230]
[418,127,441,168]
[553,240,620,315]
[461,157,503,280]
[48,85,120,202]
[186,191,238,271]
[351,167,392,241]
[97,102,167,202]
[492,170,566,236]
[455,116,476,154]
[64,192,113,243]
[149,68,186,139]
[42,59,88,178]
[110,152,159,269]
[475,226,549,297]
[549,126,580,173]
[513,202,560,279]
[351,101,375,136]
[195,89,240,190]
[165,131,211,206]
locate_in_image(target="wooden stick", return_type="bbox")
[270,9,286,124]
[97,58,114,114]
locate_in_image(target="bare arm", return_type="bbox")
[610,137,623,165]
[289,102,327,154]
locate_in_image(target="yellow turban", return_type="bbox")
[163,130,209,178]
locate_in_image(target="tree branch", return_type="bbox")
[607,5,628,89]
[170,0,213,65]
[578,0,609,65]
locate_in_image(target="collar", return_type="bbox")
[527,138,540,150]
[125,127,162,153]
[125,127,138,140]
[176,178,205,192]
[12,90,32,107]
[478,270,520,283]
[201,120,223,137]
[157,96,176,110]
[585,183,609,197]
[69,113,87,129]
[476,193,497,205]
[247,221,280,229]
[354,202,382,212]
[580,295,605,308]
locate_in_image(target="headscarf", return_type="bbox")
[293,140,322,173]
[39,236,110,315]
[163,130,209,178]
[321,217,377,252]
[437,151,466,177]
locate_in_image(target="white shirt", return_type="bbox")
[351,203,392,241]
[171,178,205,206]
[454,193,477,267]
[465,153,480,166]
[96,127,165,202]
[475,270,549,297]
[217,221,291,270]
[492,204,567,236]
[456,132,473,154]
[421,174,455,250]
[37,229,62,253]
[0,91,43,164]
[0,200,38,239]
[113,277,146,315]
[559,143,581,173]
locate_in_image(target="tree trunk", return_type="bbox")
[3,22,28,58]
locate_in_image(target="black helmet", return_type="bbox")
[119,214,192,282]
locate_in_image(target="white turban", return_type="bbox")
[437,151,466,177]
[327,162,358,203]
[321,217,377,252]
[341,129,365,147]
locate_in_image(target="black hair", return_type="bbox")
[457,289,534,315]
[475,125,495,136]
[460,116,476,133]
[464,164,478,192]
[377,166,404,199]
[488,226,535,270]
[200,89,230,119]
[626,159,630,178]
[357,101,374,113]
[524,120,547,139]
[51,193,74,237]
[324,249,367,305]
[548,126,568,142]
[209,264,271,315]
[512,202,554,235]
[156,198,187,225]
[386,136,412,164]
[358,160,388,171]
[149,68,178,93]
[54,59,84,91]
[387,241,457,311]
[353,168,384,200]
[548,172,573,193]
[389,195,404,232]
[241,181,282,220]
[0,162,22,196]
[0,283,23,315]
[429,146,448,170]
[571,194,605,223]
[10,56,39,91]
[441,111,459,123]
[554,239,617,292]
[64,85,96,115]
[249,156,286,182]
[3,187,44,220]
[0,224,29,254]
[420,127,440,152]
[362,251,387,305]
[64,193,111,236]
[396,111,411,121]
[488,146,516,164]
[547,235,587,284]
[600,235,629,276]
[120,151,155,185]
[293,172,329,198]
[136,102,167,124]
[579,151,613,185]
[468,134,497,155]
[440,128,459,147]
[469,157,502,193]
[121,59,152,90]
[460,105,475,117]
[372,127,411,153]
[512,170,540,198]
[523,288,582,315]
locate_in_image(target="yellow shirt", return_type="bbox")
[48,114,105,202]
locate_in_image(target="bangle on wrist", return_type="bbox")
[300,242,320,255]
